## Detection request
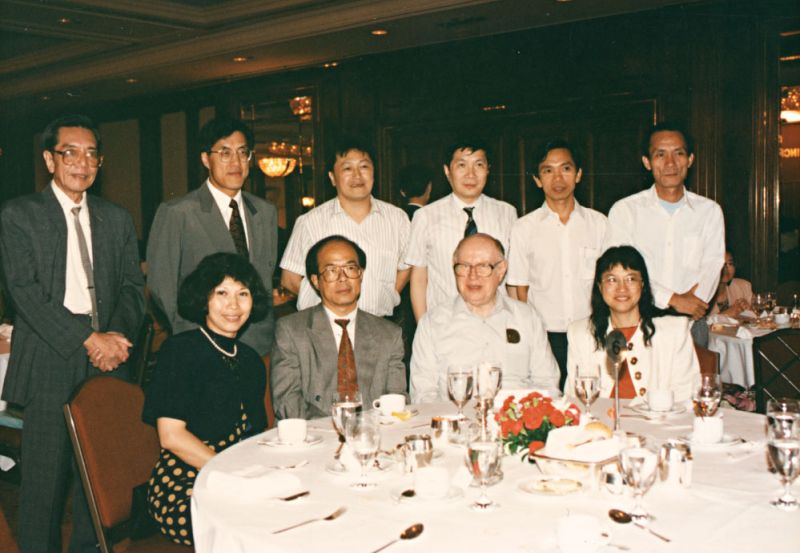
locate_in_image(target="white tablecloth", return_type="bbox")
[191,401,800,552]
[708,328,775,389]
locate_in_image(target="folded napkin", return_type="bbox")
[205,465,303,501]
[707,314,738,326]
[736,326,753,339]
[739,309,756,319]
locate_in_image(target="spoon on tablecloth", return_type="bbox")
[370,524,424,552]
[272,506,346,534]
[608,509,670,542]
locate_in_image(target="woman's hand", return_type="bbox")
[157,417,216,470]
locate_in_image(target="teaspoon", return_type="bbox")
[608,509,671,542]
[370,523,424,553]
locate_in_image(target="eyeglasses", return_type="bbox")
[319,264,363,282]
[453,261,502,278]
[601,275,643,288]
[53,148,103,167]
[207,147,253,163]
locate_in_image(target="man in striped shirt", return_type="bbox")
[280,138,411,318]
[406,140,517,320]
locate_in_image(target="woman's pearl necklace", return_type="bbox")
[199,327,237,358]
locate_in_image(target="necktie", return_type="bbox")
[229,199,249,258]
[71,207,99,330]
[463,207,478,237]
[335,319,358,397]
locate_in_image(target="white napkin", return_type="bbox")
[739,309,756,319]
[736,326,753,339]
[0,455,15,471]
[205,465,303,501]
[707,314,738,326]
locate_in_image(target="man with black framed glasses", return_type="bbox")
[147,117,278,362]
[410,233,559,403]
[271,235,406,420]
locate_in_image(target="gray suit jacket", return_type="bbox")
[146,183,278,355]
[271,305,407,420]
[0,186,145,404]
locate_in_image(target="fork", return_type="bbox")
[272,506,347,534]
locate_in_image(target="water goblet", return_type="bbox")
[331,391,362,465]
[766,398,800,439]
[475,362,502,401]
[447,365,474,420]
[574,364,601,421]
[344,410,381,489]
[692,373,722,418]
[767,435,800,511]
[619,444,659,522]
[752,293,766,322]
[465,428,501,511]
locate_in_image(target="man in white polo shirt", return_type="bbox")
[280,138,410,318]
[507,140,608,389]
[607,122,725,346]
[406,140,517,321]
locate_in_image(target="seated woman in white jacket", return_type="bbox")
[565,245,700,404]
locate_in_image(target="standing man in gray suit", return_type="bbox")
[271,235,406,420]
[0,114,145,553]
[147,117,278,359]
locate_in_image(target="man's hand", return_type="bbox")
[84,331,133,372]
[668,283,708,320]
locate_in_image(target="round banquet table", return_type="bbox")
[191,400,800,553]
[708,327,774,389]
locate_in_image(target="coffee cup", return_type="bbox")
[414,466,450,499]
[774,307,789,326]
[372,393,406,417]
[277,418,307,445]
[556,514,608,553]
[692,415,724,444]
[647,389,674,412]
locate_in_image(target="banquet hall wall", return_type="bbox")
[0,1,790,290]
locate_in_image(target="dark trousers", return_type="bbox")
[547,331,568,392]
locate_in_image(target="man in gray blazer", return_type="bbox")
[0,115,145,553]
[271,235,406,420]
[147,117,277,357]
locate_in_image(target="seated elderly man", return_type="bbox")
[271,235,406,420]
[410,233,559,403]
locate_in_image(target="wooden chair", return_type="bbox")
[752,329,800,414]
[63,376,192,552]
[694,343,720,376]
[0,504,19,553]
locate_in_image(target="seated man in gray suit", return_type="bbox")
[271,235,406,420]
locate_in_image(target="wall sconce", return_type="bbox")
[300,196,316,208]
[258,156,297,178]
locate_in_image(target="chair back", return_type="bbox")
[752,329,800,413]
[64,376,161,552]
[694,343,719,376]
[0,504,19,553]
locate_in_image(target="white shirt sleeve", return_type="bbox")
[694,204,725,303]
[280,214,309,275]
[506,219,530,286]
[405,209,429,268]
[525,305,561,391]
[409,312,442,403]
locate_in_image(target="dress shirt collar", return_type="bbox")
[452,292,510,319]
[323,305,358,325]
[449,193,484,211]
[331,196,379,218]
[51,181,88,212]
[539,198,586,224]
[206,179,244,213]
[645,184,693,211]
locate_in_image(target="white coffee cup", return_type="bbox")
[277,418,307,445]
[692,415,724,444]
[414,466,450,499]
[774,309,790,325]
[647,389,674,412]
[556,514,608,553]
[372,393,406,417]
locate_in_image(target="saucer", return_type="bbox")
[678,433,743,450]
[390,485,463,503]
[258,434,323,448]
[517,476,583,496]
[379,409,419,425]
[631,404,687,418]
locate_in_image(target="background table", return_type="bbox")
[708,327,773,388]
[192,400,799,553]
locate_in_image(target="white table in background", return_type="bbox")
[191,400,799,553]
[708,327,773,388]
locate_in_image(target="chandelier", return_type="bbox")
[258,156,297,178]
[781,86,800,123]
[290,96,312,121]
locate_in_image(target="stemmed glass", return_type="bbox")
[476,362,502,432]
[767,421,800,511]
[447,365,474,420]
[619,443,659,521]
[767,398,800,439]
[465,426,501,511]
[331,391,362,466]
[344,411,381,489]
[692,374,722,418]
[574,364,600,421]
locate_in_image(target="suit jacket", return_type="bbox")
[0,185,145,404]
[565,315,700,403]
[146,183,278,355]
[271,305,407,420]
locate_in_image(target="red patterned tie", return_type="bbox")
[335,319,358,397]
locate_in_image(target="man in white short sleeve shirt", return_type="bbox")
[410,233,559,403]
[280,139,410,317]
[606,123,724,346]
[406,140,517,321]
[507,140,608,389]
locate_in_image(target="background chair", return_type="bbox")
[0,504,19,553]
[63,376,192,552]
[752,329,800,414]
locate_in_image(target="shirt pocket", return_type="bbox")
[681,235,702,271]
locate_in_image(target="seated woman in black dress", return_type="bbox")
[142,252,269,546]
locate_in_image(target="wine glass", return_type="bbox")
[766,292,777,313]
[574,364,601,421]
[767,433,800,511]
[475,362,502,402]
[752,293,766,322]
[767,398,800,439]
[331,391,362,465]
[619,444,659,521]
[447,365,474,420]
[465,428,501,511]
[344,411,381,489]
[692,374,722,418]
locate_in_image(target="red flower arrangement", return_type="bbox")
[495,392,581,459]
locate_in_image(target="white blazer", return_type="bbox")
[565,315,700,403]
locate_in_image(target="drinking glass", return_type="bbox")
[331,391,362,465]
[465,429,501,511]
[447,365,474,419]
[619,444,659,521]
[574,364,601,421]
[766,292,777,312]
[692,373,722,418]
[767,436,800,511]
[752,293,766,322]
[344,411,381,488]
[475,362,502,402]
[766,398,800,439]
